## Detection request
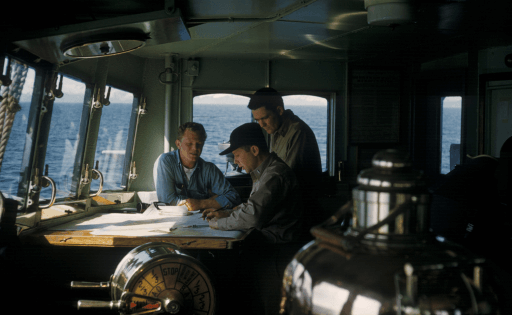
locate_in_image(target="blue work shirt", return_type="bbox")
[154,150,241,208]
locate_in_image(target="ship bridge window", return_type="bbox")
[0,60,34,200]
[282,95,328,172]
[193,94,251,173]
[192,93,329,174]
[441,96,462,174]
[92,87,134,191]
[41,75,85,201]
[40,80,134,202]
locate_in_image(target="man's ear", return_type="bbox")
[250,145,260,157]
[276,106,284,116]
[175,139,181,149]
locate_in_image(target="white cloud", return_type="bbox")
[194,94,250,105]
[194,93,327,106]
[109,87,133,103]
[19,68,35,102]
[283,95,327,106]
[443,96,462,108]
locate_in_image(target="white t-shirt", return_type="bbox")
[182,164,196,182]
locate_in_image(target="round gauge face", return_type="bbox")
[127,256,216,315]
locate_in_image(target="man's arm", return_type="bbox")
[214,174,286,231]
[201,208,233,229]
[285,128,313,170]
[185,195,222,211]
[183,164,240,211]
[284,127,322,182]
[204,163,242,209]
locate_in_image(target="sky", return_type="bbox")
[19,69,327,105]
[194,93,328,105]
[18,68,134,103]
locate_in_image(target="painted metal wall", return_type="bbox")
[130,57,347,191]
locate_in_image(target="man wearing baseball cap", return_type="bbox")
[202,122,304,315]
[203,122,303,243]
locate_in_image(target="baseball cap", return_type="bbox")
[219,123,267,155]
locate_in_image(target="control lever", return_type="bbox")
[75,291,179,314]
[77,300,121,311]
[71,281,111,289]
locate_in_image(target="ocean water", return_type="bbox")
[0,102,132,200]
[441,107,462,174]
[193,104,328,172]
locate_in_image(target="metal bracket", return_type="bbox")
[185,60,199,76]
[129,161,138,180]
[139,97,147,115]
[53,74,64,98]
[81,164,91,185]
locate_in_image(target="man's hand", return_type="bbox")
[208,217,219,230]
[177,199,193,211]
[185,198,204,211]
[179,197,221,211]
[202,209,230,221]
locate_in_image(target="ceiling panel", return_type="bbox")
[4,0,512,65]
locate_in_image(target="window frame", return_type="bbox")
[14,63,49,211]
[74,84,140,198]
[192,89,336,175]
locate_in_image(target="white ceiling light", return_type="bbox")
[62,35,148,58]
[364,0,413,26]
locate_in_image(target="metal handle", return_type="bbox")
[39,175,56,209]
[77,300,121,310]
[71,281,111,289]
[89,168,104,197]
[158,67,178,84]
[53,74,64,98]
[102,86,111,106]
[76,292,166,314]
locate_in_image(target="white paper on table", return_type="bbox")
[48,212,244,238]
[142,204,189,216]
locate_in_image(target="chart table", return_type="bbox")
[21,211,248,249]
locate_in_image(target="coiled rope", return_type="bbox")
[0,60,29,172]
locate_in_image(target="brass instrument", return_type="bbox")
[72,242,216,315]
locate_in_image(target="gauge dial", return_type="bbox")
[127,255,215,315]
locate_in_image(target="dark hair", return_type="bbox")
[247,87,284,112]
[177,122,207,141]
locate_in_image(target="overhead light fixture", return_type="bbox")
[62,34,148,58]
[364,0,413,26]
